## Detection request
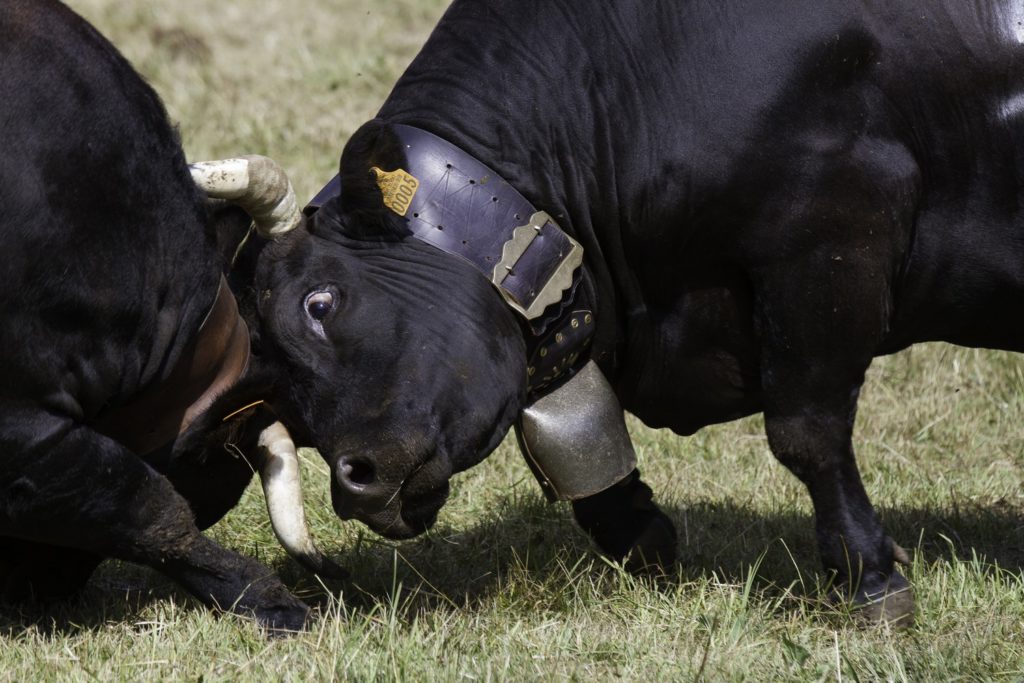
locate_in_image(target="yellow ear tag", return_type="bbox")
[371,166,420,216]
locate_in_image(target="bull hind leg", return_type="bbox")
[749,145,919,624]
[757,309,914,623]
[0,410,308,633]
[0,537,102,604]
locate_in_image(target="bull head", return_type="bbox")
[245,122,530,539]
[251,218,527,539]
[189,155,343,577]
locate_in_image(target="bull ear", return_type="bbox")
[226,223,269,353]
[210,204,256,273]
[331,119,410,240]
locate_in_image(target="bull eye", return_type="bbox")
[304,290,334,322]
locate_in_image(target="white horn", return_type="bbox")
[190,155,302,238]
[256,421,347,579]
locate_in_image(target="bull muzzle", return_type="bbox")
[256,421,347,579]
[189,155,301,238]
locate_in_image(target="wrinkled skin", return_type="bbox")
[261,0,1024,622]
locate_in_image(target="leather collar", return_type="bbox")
[306,124,595,398]
[92,276,251,455]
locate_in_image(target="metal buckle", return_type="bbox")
[491,211,583,320]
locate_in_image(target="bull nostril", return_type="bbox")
[338,457,376,489]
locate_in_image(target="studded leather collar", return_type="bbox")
[306,123,595,398]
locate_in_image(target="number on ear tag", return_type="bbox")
[371,167,419,216]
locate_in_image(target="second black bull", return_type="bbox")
[1,0,348,632]
[265,0,1024,623]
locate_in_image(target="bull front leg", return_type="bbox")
[162,424,257,532]
[0,409,308,633]
[516,361,677,573]
[763,398,912,623]
[571,468,677,573]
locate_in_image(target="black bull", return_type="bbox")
[0,0,324,631]
[265,0,1024,625]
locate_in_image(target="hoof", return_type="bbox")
[623,510,677,575]
[234,578,311,636]
[201,556,313,636]
[854,571,915,628]
[253,601,311,636]
[572,470,678,575]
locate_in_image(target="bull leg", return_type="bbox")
[756,294,914,623]
[762,388,912,623]
[162,428,258,532]
[0,412,308,632]
[163,451,254,532]
[749,146,917,624]
[572,469,677,573]
[752,276,910,615]
[0,537,102,603]
[516,362,677,572]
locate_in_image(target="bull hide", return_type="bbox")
[255,0,1024,625]
[0,0,327,632]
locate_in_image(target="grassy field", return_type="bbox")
[4,0,1024,679]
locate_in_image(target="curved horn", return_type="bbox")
[190,155,302,238]
[256,421,348,579]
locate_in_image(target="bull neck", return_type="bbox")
[91,277,251,457]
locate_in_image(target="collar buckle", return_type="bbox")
[491,211,583,320]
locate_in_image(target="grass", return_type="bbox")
[4,0,1024,679]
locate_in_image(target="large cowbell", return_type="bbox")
[515,361,637,501]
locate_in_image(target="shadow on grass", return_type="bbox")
[294,495,1024,617]
[3,496,1022,635]
[0,561,181,638]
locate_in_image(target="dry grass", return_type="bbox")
[4,0,1024,679]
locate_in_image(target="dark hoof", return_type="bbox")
[844,571,915,628]
[185,550,312,637]
[572,470,678,575]
[622,510,678,575]
[231,575,312,636]
[253,601,311,636]
[226,580,310,636]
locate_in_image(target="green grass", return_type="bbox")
[5,0,1024,679]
